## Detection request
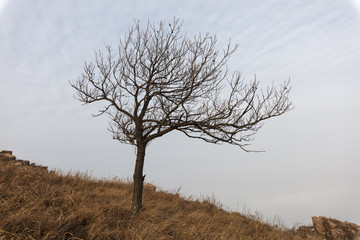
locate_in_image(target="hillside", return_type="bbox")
[0,151,328,239]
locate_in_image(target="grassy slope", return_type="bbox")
[0,160,322,240]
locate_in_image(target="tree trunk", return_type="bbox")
[132,142,146,214]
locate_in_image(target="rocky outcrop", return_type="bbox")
[0,150,48,171]
[312,216,360,240]
[0,150,16,161]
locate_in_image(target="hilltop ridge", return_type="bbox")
[0,150,357,239]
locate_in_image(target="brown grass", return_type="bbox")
[0,160,322,240]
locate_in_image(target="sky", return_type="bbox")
[1,0,359,227]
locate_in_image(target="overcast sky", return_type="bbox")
[1,0,359,227]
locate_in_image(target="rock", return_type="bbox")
[0,150,49,172]
[0,150,16,161]
[1,150,13,154]
[16,160,31,166]
[312,216,360,240]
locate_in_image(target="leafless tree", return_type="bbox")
[70,18,293,213]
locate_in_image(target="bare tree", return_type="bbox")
[70,18,293,213]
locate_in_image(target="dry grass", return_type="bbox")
[0,160,323,240]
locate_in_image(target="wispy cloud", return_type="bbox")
[350,0,360,14]
[0,0,9,16]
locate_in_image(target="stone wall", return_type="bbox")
[0,150,48,171]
